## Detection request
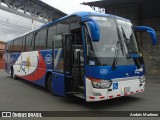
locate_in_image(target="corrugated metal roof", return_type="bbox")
[83,0,159,8]
[1,0,66,22]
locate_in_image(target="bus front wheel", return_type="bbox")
[47,75,53,94]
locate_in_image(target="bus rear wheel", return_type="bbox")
[47,75,53,94]
[11,67,17,80]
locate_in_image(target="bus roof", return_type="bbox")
[7,11,130,43]
[41,11,130,28]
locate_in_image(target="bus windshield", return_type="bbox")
[86,16,139,66]
[116,19,139,54]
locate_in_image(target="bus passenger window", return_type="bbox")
[13,38,23,52]
[26,34,34,51]
[22,37,25,52]
[35,29,47,50]
[54,34,64,72]
[47,26,56,49]
[9,41,13,53]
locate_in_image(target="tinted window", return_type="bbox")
[72,29,83,45]
[54,35,63,48]
[26,34,34,51]
[13,38,23,52]
[35,29,47,50]
[22,37,25,52]
[57,20,70,34]
[54,34,63,72]
[70,16,80,30]
[9,41,13,53]
[47,25,56,49]
[13,40,16,52]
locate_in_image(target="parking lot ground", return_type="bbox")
[0,70,160,111]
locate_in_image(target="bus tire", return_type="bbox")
[11,67,17,80]
[47,75,53,94]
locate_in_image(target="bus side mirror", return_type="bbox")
[134,26,157,45]
[87,21,100,42]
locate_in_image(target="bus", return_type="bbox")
[5,12,157,102]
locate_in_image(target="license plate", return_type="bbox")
[124,87,131,93]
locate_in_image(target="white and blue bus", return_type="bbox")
[5,12,157,102]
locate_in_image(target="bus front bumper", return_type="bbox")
[85,77,145,102]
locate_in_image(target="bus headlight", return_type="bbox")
[92,82,101,88]
[88,77,112,89]
[139,75,145,83]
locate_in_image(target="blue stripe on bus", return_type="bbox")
[85,65,144,80]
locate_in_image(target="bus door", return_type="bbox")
[63,34,74,93]
[63,32,84,95]
[71,28,85,94]
[51,31,85,96]
[52,34,65,96]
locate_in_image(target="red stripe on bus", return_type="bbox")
[109,96,113,99]
[89,96,95,99]
[100,96,105,99]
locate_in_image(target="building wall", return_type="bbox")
[105,1,160,74]
[0,54,5,69]
[0,41,6,69]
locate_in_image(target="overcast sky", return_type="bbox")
[0,0,98,42]
[41,0,97,14]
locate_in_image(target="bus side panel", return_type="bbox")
[51,49,65,96]
[39,50,52,70]
[18,51,38,77]
[8,53,21,73]
[15,51,46,86]
[52,72,65,96]
[13,53,22,76]
[37,50,53,86]
[10,50,53,87]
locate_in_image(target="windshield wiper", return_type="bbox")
[120,27,140,54]
[120,27,142,68]
[112,41,121,70]
[121,26,129,44]
[112,26,125,70]
[116,26,125,56]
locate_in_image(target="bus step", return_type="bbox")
[74,93,85,99]
[78,86,84,92]
[66,92,82,94]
